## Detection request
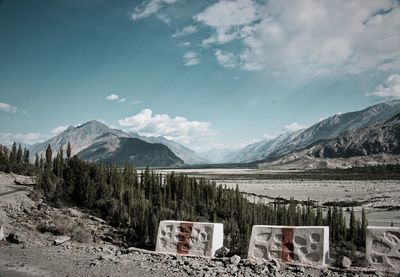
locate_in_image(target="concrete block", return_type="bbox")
[366,226,400,270]
[248,225,329,266]
[155,220,223,257]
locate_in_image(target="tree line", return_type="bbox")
[1,143,367,254]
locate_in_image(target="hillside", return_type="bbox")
[78,136,184,167]
[229,100,400,163]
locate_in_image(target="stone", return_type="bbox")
[7,232,27,244]
[247,225,329,266]
[14,175,36,186]
[340,256,351,269]
[0,226,4,241]
[215,246,230,257]
[155,220,224,258]
[67,208,81,217]
[230,255,241,265]
[366,226,400,270]
[89,215,106,224]
[54,236,71,245]
[37,203,50,211]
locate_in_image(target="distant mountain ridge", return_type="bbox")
[305,112,400,158]
[27,120,204,166]
[129,133,208,165]
[259,112,400,169]
[226,100,400,163]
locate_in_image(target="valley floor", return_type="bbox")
[158,168,400,227]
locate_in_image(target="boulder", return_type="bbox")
[54,236,71,246]
[67,208,82,217]
[339,256,352,269]
[230,255,241,265]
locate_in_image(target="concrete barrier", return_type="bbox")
[366,226,400,270]
[155,220,223,257]
[248,225,329,266]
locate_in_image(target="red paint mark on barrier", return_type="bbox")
[281,228,294,262]
[177,222,193,255]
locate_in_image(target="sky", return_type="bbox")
[0,0,400,152]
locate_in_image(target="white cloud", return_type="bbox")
[172,25,198,38]
[367,74,400,98]
[194,0,260,46]
[284,122,306,132]
[178,41,191,47]
[131,0,178,23]
[106,94,119,101]
[130,100,141,105]
[0,132,50,145]
[194,0,400,75]
[0,102,17,113]
[183,51,200,66]
[106,94,127,103]
[51,125,69,135]
[118,109,216,146]
[214,49,238,68]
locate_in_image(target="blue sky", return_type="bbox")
[1,0,400,151]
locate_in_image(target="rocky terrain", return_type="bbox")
[0,172,398,276]
[259,111,400,169]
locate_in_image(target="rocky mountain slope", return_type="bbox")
[305,112,400,158]
[28,120,129,160]
[260,112,400,169]
[27,120,205,165]
[78,135,184,167]
[225,131,302,163]
[228,100,400,163]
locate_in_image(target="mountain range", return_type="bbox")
[14,99,400,169]
[28,120,196,167]
[225,99,400,165]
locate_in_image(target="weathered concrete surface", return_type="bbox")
[366,226,400,270]
[248,225,329,266]
[156,220,223,257]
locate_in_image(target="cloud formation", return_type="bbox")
[215,49,237,68]
[118,109,215,145]
[194,0,400,75]
[0,132,49,145]
[0,102,17,113]
[131,0,178,23]
[106,94,126,103]
[172,25,198,38]
[367,74,400,99]
[183,51,200,66]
